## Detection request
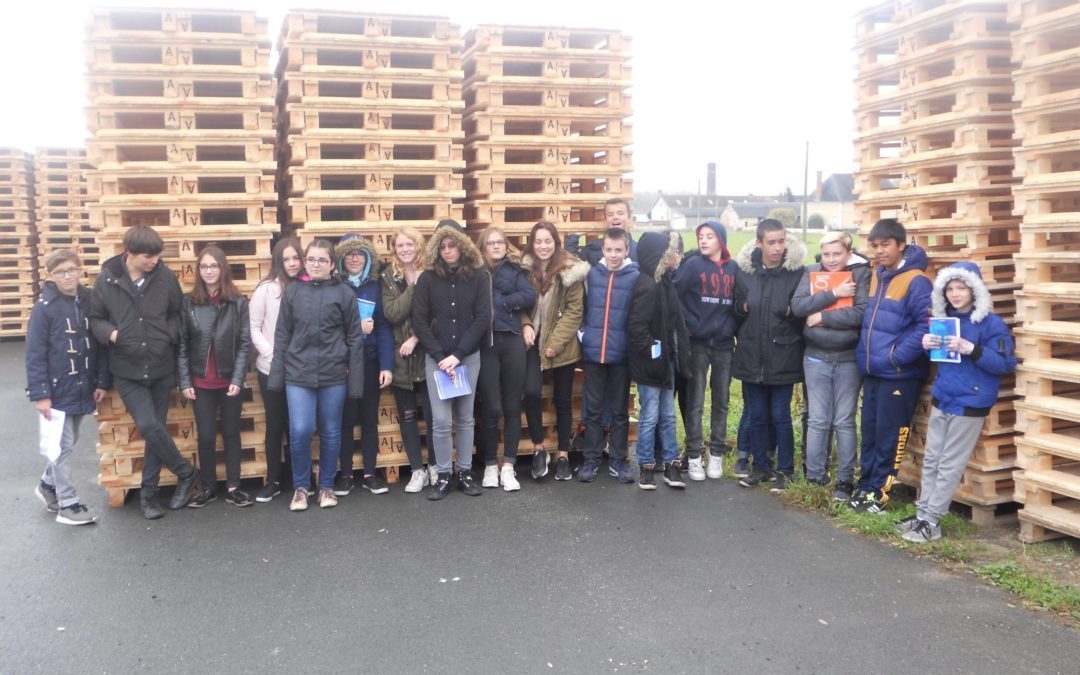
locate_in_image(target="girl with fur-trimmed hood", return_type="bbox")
[411,220,492,499]
[899,262,1015,544]
[522,221,591,482]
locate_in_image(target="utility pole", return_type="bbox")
[801,141,809,242]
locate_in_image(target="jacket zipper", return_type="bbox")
[865,269,884,376]
[600,268,615,363]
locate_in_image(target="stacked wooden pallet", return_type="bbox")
[85,8,277,503]
[0,148,38,336]
[853,0,1021,524]
[461,25,633,246]
[276,11,465,250]
[1008,0,1080,542]
[33,148,95,282]
[84,8,278,293]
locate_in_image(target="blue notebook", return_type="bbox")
[357,299,376,321]
[433,365,472,400]
[929,317,961,363]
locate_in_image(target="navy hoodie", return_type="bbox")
[673,221,738,350]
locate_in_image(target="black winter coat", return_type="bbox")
[267,276,365,396]
[628,233,691,388]
[177,294,252,390]
[732,235,807,385]
[90,254,183,382]
[25,282,110,415]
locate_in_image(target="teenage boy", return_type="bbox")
[27,249,110,525]
[851,218,932,513]
[673,220,738,480]
[898,263,1015,542]
[569,197,639,265]
[629,231,691,489]
[578,227,639,483]
[732,219,807,491]
[90,225,200,520]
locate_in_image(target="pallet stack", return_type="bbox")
[33,148,95,282]
[853,0,1021,524]
[85,8,277,503]
[276,11,465,254]
[1008,0,1080,542]
[0,148,38,336]
[461,25,633,246]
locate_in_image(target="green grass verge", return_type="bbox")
[974,561,1080,619]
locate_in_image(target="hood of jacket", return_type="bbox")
[881,243,930,280]
[520,254,591,287]
[696,219,731,261]
[40,280,91,305]
[735,232,807,274]
[100,252,169,284]
[335,234,380,286]
[423,225,484,271]
[637,231,682,282]
[845,252,871,270]
[931,261,992,323]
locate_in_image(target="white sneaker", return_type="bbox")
[687,456,706,481]
[428,465,439,486]
[482,465,499,488]
[405,469,429,493]
[501,465,520,492]
[706,454,724,480]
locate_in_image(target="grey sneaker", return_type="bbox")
[902,519,941,543]
[35,482,59,513]
[769,473,792,493]
[894,515,920,534]
[55,503,97,526]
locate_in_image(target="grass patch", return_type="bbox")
[1026,540,1076,564]
[779,478,833,512]
[974,561,1080,619]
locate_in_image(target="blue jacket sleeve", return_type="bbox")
[25,303,51,401]
[970,315,1016,376]
[890,275,933,369]
[374,288,394,372]
[503,268,537,313]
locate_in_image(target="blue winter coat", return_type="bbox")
[489,258,536,334]
[336,235,393,372]
[927,263,1015,416]
[672,248,738,350]
[26,282,110,415]
[856,244,933,380]
[581,259,639,364]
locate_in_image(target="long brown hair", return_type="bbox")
[524,221,568,294]
[191,245,241,304]
[260,237,302,288]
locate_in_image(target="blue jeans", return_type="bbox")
[286,383,347,490]
[742,382,795,476]
[635,383,678,466]
[803,357,862,483]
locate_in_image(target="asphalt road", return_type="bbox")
[1,340,1077,673]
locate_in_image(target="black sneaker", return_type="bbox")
[428,473,452,501]
[188,488,217,509]
[457,470,482,496]
[769,473,792,493]
[333,474,354,497]
[638,464,657,490]
[738,468,772,488]
[554,457,572,481]
[225,488,253,507]
[851,490,885,514]
[361,473,389,495]
[663,462,686,489]
[807,476,829,487]
[255,481,281,503]
[531,450,550,480]
[832,480,854,502]
[733,457,751,478]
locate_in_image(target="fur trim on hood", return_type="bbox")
[423,225,484,271]
[735,232,807,274]
[931,261,992,323]
[637,230,683,282]
[334,234,380,284]
[521,254,590,287]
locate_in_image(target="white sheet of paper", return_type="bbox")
[39,409,66,462]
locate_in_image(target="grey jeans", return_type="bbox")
[684,343,733,458]
[425,351,481,474]
[916,407,984,526]
[803,356,862,482]
[40,413,85,508]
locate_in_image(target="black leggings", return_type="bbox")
[340,357,381,476]
[192,386,243,489]
[392,382,433,470]
[478,331,527,464]
[523,346,576,452]
[257,371,289,485]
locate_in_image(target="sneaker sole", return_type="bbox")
[502,484,521,492]
[664,480,687,488]
[362,486,389,495]
[255,493,280,503]
[188,497,217,509]
[638,483,657,491]
[226,499,254,507]
[56,514,96,525]
[404,483,425,494]
[290,502,308,512]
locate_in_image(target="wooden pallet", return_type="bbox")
[284,136,463,166]
[88,170,275,199]
[465,82,632,115]
[89,9,269,41]
[466,198,633,229]
[277,44,461,78]
[467,140,631,169]
[86,42,270,72]
[464,25,630,55]
[278,106,463,136]
[466,171,630,198]
[286,197,460,226]
[87,106,276,135]
[86,73,275,106]
[281,12,460,44]
[278,74,460,105]
[88,138,275,168]
[285,166,462,195]
[89,201,277,230]
[464,52,631,84]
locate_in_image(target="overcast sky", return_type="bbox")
[0,0,867,194]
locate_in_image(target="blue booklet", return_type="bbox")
[357,299,376,321]
[433,364,472,400]
[929,317,961,363]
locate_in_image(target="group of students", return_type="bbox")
[26,200,1016,544]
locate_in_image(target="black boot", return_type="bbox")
[457,470,482,496]
[140,490,165,520]
[169,467,200,510]
[428,472,452,501]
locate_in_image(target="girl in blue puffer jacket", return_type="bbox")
[897,262,1015,544]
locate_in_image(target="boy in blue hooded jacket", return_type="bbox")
[897,262,1015,542]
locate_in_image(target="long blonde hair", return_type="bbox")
[391,227,426,278]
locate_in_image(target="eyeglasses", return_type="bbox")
[199,263,220,271]
[485,240,507,247]
[52,267,81,278]
[306,257,332,266]
[344,251,365,258]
